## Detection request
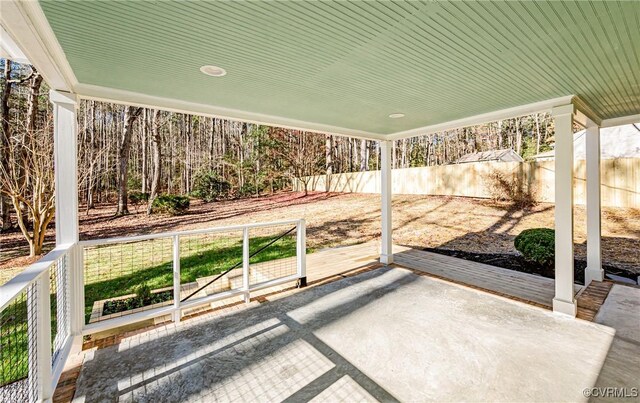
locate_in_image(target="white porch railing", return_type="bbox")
[0,244,75,403]
[0,219,306,402]
[79,219,306,334]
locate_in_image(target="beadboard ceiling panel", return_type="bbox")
[38,1,640,135]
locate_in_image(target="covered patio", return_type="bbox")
[68,265,638,402]
[1,1,639,402]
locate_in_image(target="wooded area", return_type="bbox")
[1,59,555,256]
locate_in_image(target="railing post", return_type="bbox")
[172,235,181,323]
[242,228,250,303]
[29,274,53,401]
[296,219,307,287]
[70,245,84,350]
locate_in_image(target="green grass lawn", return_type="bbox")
[1,290,60,387]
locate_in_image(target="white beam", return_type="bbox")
[552,104,577,317]
[585,123,603,285]
[389,95,575,140]
[0,1,76,91]
[75,83,385,141]
[0,25,29,64]
[601,113,640,128]
[572,97,603,127]
[380,140,393,265]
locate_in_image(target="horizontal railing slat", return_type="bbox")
[78,219,302,247]
[0,243,74,311]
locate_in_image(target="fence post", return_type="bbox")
[28,274,53,401]
[172,235,181,323]
[297,219,307,287]
[242,228,250,303]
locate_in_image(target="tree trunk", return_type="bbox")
[535,114,541,154]
[21,71,43,225]
[86,100,96,211]
[325,135,333,192]
[515,118,522,155]
[26,72,43,133]
[116,106,142,216]
[0,60,12,230]
[360,139,367,171]
[141,109,148,193]
[148,110,162,214]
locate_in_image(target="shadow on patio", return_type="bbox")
[73,267,412,402]
[69,264,634,402]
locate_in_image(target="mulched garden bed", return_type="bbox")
[102,290,174,316]
[424,248,639,285]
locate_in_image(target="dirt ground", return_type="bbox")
[1,191,639,282]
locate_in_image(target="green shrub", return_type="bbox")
[514,228,555,267]
[191,171,231,202]
[238,181,265,197]
[134,284,152,302]
[129,191,150,205]
[151,194,190,215]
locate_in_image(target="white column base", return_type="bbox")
[69,335,84,356]
[585,268,604,286]
[552,298,577,317]
[380,254,394,265]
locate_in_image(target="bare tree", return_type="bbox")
[115,106,142,216]
[147,109,162,214]
[273,129,324,196]
[0,69,54,256]
[360,139,368,171]
[325,134,333,192]
[0,59,12,230]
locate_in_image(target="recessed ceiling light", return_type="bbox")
[200,65,227,77]
[388,113,405,119]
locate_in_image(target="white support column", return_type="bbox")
[380,140,393,265]
[552,104,577,317]
[51,91,79,245]
[585,123,604,285]
[50,90,83,343]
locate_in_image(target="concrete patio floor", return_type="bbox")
[72,267,634,402]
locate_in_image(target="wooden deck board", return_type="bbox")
[182,241,583,314]
[392,245,582,308]
[253,241,579,309]
[258,242,581,309]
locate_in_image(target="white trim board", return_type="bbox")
[601,114,640,128]
[0,0,77,92]
[74,83,385,140]
[387,96,579,141]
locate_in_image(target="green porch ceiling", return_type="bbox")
[39,0,640,135]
